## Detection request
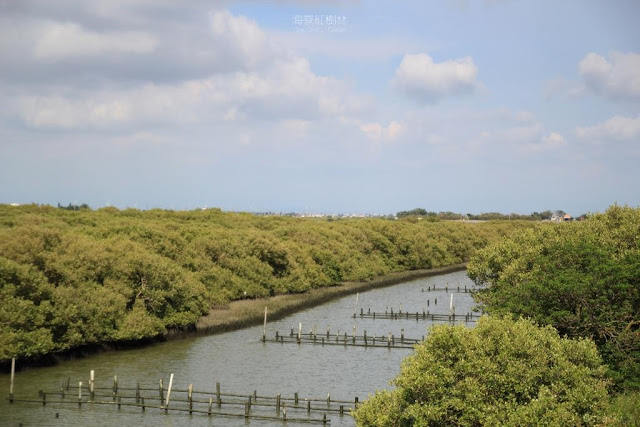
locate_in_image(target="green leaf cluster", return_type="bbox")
[468,205,640,390]
[354,316,609,426]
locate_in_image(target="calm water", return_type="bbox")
[0,270,476,426]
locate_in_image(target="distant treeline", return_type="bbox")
[0,204,533,361]
[396,208,580,221]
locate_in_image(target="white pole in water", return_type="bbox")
[165,373,174,408]
[9,357,15,402]
[450,294,454,315]
[90,370,95,399]
[263,307,268,341]
[353,293,359,317]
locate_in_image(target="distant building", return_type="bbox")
[563,214,572,221]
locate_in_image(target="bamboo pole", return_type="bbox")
[89,370,95,400]
[165,373,174,408]
[262,306,268,341]
[9,357,15,403]
[353,292,359,317]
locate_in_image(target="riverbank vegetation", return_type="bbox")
[0,204,532,363]
[356,205,639,425]
[468,205,640,392]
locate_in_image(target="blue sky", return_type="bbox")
[1,0,639,215]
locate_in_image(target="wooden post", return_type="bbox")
[216,382,221,407]
[326,325,330,339]
[136,382,140,403]
[401,329,404,343]
[208,397,213,415]
[355,396,359,407]
[141,397,145,412]
[307,400,311,413]
[294,392,299,405]
[352,325,356,343]
[9,357,15,403]
[78,381,82,407]
[327,392,330,407]
[113,375,118,400]
[435,298,437,305]
[297,323,302,343]
[245,401,250,418]
[276,393,281,412]
[363,330,367,346]
[263,306,268,341]
[89,370,95,400]
[450,293,454,316]
[118,396,121,410]
[159,378,164,402]
[253,389,257,400]
[42,391,46,406]
[165,373,174,408]
[188,383,193,414]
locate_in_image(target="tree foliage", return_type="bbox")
[0,204,532,361]
[468,205,640,390]
[354,316,609,426]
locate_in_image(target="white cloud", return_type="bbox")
[14,51,369,131]
[33,21,157,61]
[576,115,640,142]
[209,10,271,70]
[578,52,640,101]
[392,53,479,102]
[360,121,404,141]
[524,132,567,152]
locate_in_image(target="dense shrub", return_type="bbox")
[354,316,610,426]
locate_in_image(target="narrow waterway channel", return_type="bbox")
[1,270,477,426]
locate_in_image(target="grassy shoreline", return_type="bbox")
[174,263,467,339]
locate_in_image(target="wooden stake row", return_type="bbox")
[353,308,479,322]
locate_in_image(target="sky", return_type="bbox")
[1,0,639,215]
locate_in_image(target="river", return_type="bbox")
[0,270,477,426]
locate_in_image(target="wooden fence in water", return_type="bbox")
[263,327,421,349]
[7,362,360,424]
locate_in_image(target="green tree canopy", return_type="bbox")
[354,316,609,426]
[467,205,640,390]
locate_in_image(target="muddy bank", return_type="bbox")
[178,263,467,339]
